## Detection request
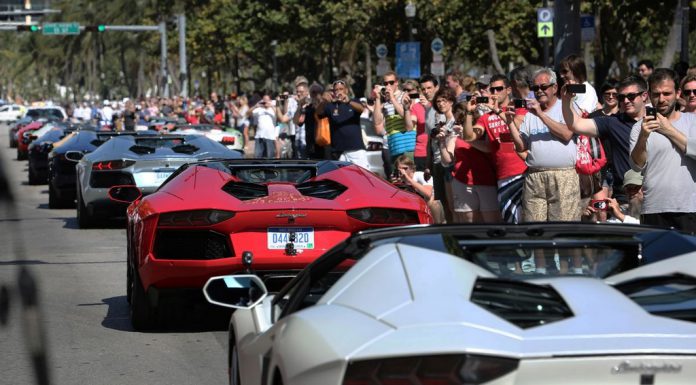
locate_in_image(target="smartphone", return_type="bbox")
[465,95,473,102]
[476,96,489,104]
[408,92,420,99]
[645,106,657,117]
[513,99,527,109]
[566,83,587,94]
[590,199,608,211]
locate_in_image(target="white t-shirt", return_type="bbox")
[571,81,599,116]
[414,171,433,186]
[253,107,277,140]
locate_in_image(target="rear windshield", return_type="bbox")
[134,137,185,148]
[26,109,63,120]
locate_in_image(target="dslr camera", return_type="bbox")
[430,121,450,138]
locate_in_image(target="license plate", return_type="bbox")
[132,171,173,187]
[267,227,314,250]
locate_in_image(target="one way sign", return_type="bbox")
[538,22,553,38]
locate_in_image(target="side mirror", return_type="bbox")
[203,275,268,309]
[107,185,142,204]
[64,150,84,162]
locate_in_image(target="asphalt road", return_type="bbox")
[0,124,228,385]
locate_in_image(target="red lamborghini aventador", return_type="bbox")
[114,159,432,329]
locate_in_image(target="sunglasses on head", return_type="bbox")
[617,92,642,102]
[383,80,396,86]
[531,83,554,92]
[332,80,346,87]
[682,89,696,96]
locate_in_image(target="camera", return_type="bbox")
[646,106,657,117]
[430,121,449,138]
[279,94,288,101]
[591,199,608,210]
[476,96,489,104]
[408,92,420,100]
[513,99,527,109]
[379,87,388,102]
[566,83,587,94]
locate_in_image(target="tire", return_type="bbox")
[229,342,240,385]
[130,269,157,331]
[17,149,27,160]
[126,230,133,304]
[77,188,95,228]
[48,182,75,209]
[9,135,17,148]
[28,166,41,185]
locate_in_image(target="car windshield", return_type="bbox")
[230,167,315,183]
[26,109,63,120]
[363,232,644,280]
[134,137,185,148]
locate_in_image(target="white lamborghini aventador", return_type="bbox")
[204,223,696,385]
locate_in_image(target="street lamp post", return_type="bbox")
[271,40,278,92]
[405,2,416,42]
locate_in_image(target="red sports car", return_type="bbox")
[114,159,432,329]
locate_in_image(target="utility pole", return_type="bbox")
[159,21,168,98]
[681,0,689,64]
[553,0,581,70]
[178,14,187,98]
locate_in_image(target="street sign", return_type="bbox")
[538,22,553,38]
[42,22,80,35]
[376,59,390,77]
[580,14,595,41]
[376,44,388,59]
[396,42,421,79]
[431,61,445,77]
[537,8,554,22]
[430,38,444,54]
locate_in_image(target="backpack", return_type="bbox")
[575,135,606,175]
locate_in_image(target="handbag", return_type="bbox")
[315,114,331,147]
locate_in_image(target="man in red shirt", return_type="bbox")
[460,74,528,222]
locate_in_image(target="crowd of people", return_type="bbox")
[39,56,696,233]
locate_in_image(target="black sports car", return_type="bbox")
[47,130,144,208]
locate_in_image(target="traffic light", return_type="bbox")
[16,25,40,32]
[84,25,106,32]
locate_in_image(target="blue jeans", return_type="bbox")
[254,138,276,158]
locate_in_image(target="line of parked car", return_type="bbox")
[6,108,696,385]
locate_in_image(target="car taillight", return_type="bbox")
[221,136,236,144]
[92,160,136,170]
[347,208,419,224]
[343,354,519,385]
[158,209,235,227]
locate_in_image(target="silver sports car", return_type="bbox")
[204,223,696,385]
[74,133,241,227]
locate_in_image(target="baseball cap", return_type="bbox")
[477,74,492,86]
[623,169,643,187]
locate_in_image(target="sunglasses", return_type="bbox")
[402,88,414,92]
[332,80,346,87]
[383,80,396,86]
[682,89,696,96]
[489,86,505,93]
[531,83,554,92]
[603,92,618,98]
[617,92,642,102]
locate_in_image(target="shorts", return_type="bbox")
[451,180,498,213]
[522,167,580,222]
[339,149,369,170]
